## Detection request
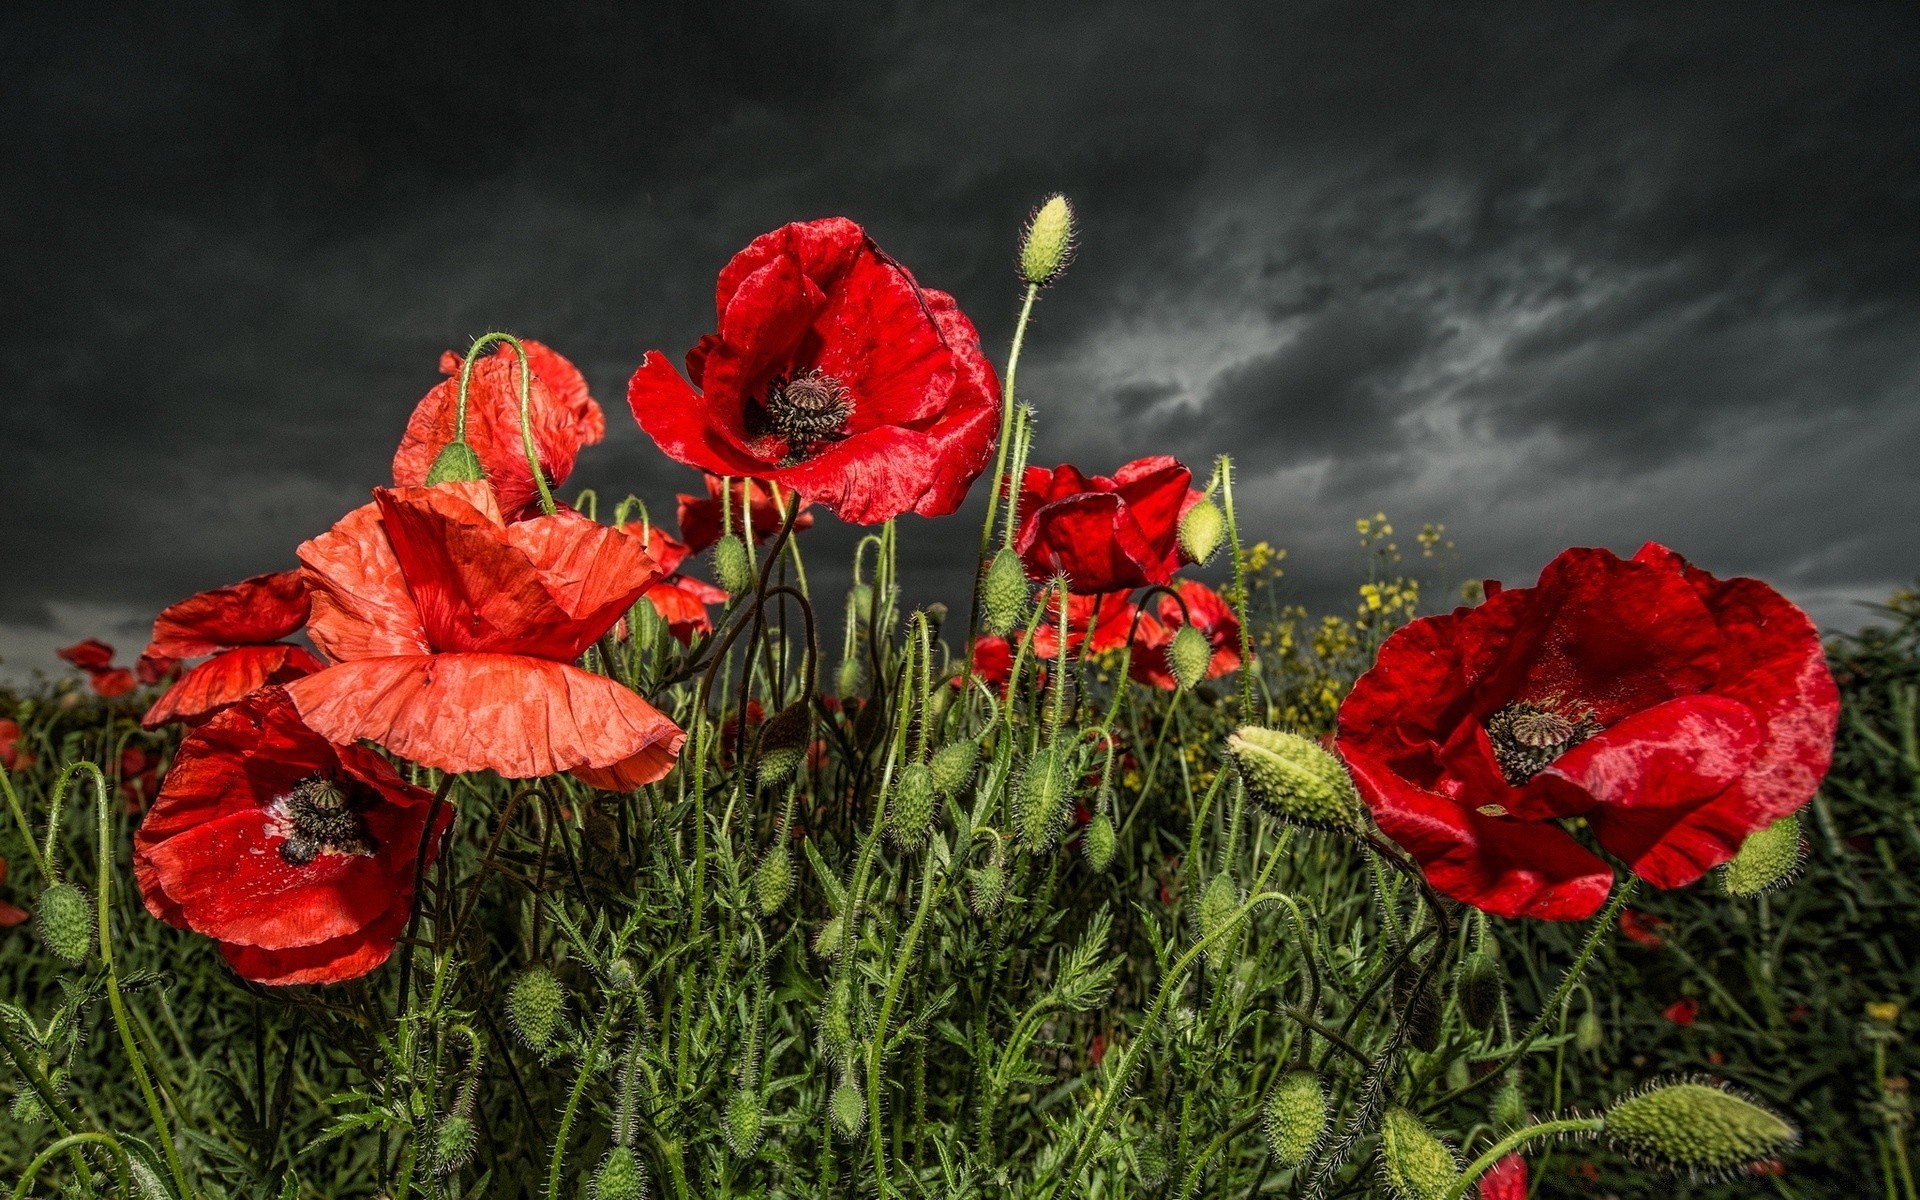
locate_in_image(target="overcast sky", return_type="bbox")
[3,1,1916,680]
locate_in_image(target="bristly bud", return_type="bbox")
[968,861,1007,918]
[1133,1127,1170,1187]
[1262,1071,1328,1166]
[888,763,939,851]
[1721,813,1806,896]
[712,533,753,596]
[1016,744,1073,852]
[753,844,794,916]
[1226,726,1364,832]
[812,912,848,960]
[1019,193,1077,287]
[1178,498,1226,564]
[756,701,810,789]
[1083,812,1117,873]
[830,1073,866,1138]
[724,1087,765,1157]
[430,1114,476,1176]
[1378,1106,1460,1200]
[1491,1073,1527,1129]
[1575,1006,1603,1053]
[819,985,857,1064]
[1604,1079,1797,1178]
[836,657,862,699]
[1195,870,1242,967]
[592,1146,648,1200]
[506,966,565,1053]
[424,439,486,486]
[1403,976,1443,1053]
[35,882,92,965]
[1458,948,1502,1032]
[981,547,1030,637]
[1168,624,1211,691]
[929,740,980,799]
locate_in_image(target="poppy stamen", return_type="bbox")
[278,774,377,865]
[756,369,853,462]
[1486,700,1601,786]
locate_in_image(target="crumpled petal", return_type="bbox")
[147,570,310,659]
[141,643,324,728]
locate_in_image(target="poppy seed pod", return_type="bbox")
[1226,726,1365,832]
[756,701,810,790]
[1178,498,1226,565]
[981,548,1030,637]
[1262,1071,1328,1165]
[35,882,92,965]
[713,534,753,596]
[592,1146,647,1200]
[725,1087,765,1157]
[423,439,486,486]
[1378,1107,1460,1200]
[1722,813,1806,897]
[1169,624,1212,692]
[1019,194,1077,287]
[753,844,794,916]
[1605,1080,1797,1177]
[506,966,566,1053]
[1084,812,1117,873]
[888,763,939,851]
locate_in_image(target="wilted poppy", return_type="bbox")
[288,481,684,786]
[677,474,815,554]
[1128,580,1243,690]
[141,570,323,728]
[394,339,605,520]
[1014,458,1193,594]
[1336,544,1839,921]
[628,218,1000,524]
[132,687,451,985]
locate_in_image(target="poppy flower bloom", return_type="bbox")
[135,653,179,686]
[964,637,1019,698]
[141,571,323,728]
[1663,997,1701,1027]
[119,745,162,813]
[287,481,684,786]
[627,218,1001,524]
[677,474,815,554]
[1014,458,1193,594]
[132,687,452,985]
[0,858,28,928]
[0,719,33,773]
[621,523,728,644]
[394,339,605,520]
[1128,580,1243,690]
[1336,544,1839,921]
[1031,589,1134,659]
[1478,1154,1528,1200]
[57,639,137,698]
[1618,908,1670,948]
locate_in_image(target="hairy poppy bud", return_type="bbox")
[1575,1006,1603,1053]
[1134,1127,1170,1187]
[753,843,794,916]
[820,985,857,1064]
[1379,1106,1459,1200]
[1263,1071,1328,1165]
[888,762,939,851]
[812,912,848,960]
[592,1146,647,1200]
[1491,1074,1526,1129]
[830,1073,866,1138]
[506,966,566,1053]
[756,701,810,789]
[1402,976,1443,1053]
[725,1087,765,1157]
[1196,871,1242,966]
[713,533,753,596]
[424,439,487,486]
[431,1114,476,1176]
[1016,744,1072,851]
[981,548,1030,637]
[1084,812,1117,873]
[1019,194,1077,287]
[35,882,92,965]
[1722,813,1805,896]
[1179,498,1226,565]
[1226,726,1364,832]
[1169,624,1212,692]
[837,657,862,699]
[1605,1080,1797,1176]
[969,861,1006,918]
[1459,948,1502,1032]
[930,740,980,799]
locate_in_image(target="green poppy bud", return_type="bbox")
[1378,1106,1460,1200]
[929,740,980,799]
[1458,948,1502,1032]
[506,966,566,1053]
[830,1074,866,1138]
[1605,1080,1797,1177]
[1575,1006,1604,1054]
[1016,744,1072,851]
[1225,726,1364,832]
[35,882,92,965]
[820,985,857,1064]
[1262,1071,1328,1165]
[755,701,809,789]
[1168,624,1212,691]
[592,1146,647,1200]
[753,843,794,916]
[1134,1127,1170,1187]
[713,533,753,596]
[969,862,1006,918]
[1019,194,1077,287]
[1491,1073,1527,1129]
[430,1114,476,1176]
[724,1087,765,1157]
[1178,498,1227,564]
[812,912,848,960]
[424,439,486,486]
[1721,813,1805,897]
[837,657,862,699]
[888,763,939,851]
[1196,871,1242,966]
[981,547,1030,637]
[1083,812,1117,873]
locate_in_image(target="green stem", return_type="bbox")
[1216,456,1257,723]
[547,1000,622,1200]
[455,331,555,515]
[0,765,50,877]
[11,1132,131,1200]
[970,283,1041,646]
[1439,1117,1604,1200]
[868,856,943,1195]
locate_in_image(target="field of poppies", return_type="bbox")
[1,200,1907,1199]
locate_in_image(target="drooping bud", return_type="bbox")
[506,966,566,1053]
[1458,947,1502,1032]
[1178,498,1226,564]
[1262,1071,1328,1166]
[1134,1127,1170,1187]
[1378,1107,1460,1200]
[712,534,753,596]
[35,882,92,965]
[430,1114,477,1176]
[1195,871,1242,967]
[592,1146,647,1200]
[1721,813,1805,897]
[929,741,980,799]
[830,1073,866,1138]
[1226,726,1364,832]
[1083,812,1117,873]
[424,439,486,486]
[753,844,794,916]
[1575,1006,1603,1053]
[756,701,810,789]
[1491,1073,1527,1129]
[1016,744,1072,851]
[1168,624,1212,692]
[888,763,939,851]
[1604,1080,1797,1176]
[1403,976,1443,1053]
[968,861,1007,918]
[1018,194,1077,288]
[981,548,1030,637]
[725,1087,765,1157]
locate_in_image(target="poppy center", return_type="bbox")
[1485,700,1601,786]
[277,774,377,866]
[755,369,853,462]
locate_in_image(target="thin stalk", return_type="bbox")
[1439,1117,1605,1200]
[970,282,1042,646]
[547,1000,622,1200]
[868,855,944,1195]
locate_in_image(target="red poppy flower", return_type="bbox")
[1618,908,1670,948]
[965,637,1019,698]
[287,482,684,786]
[1031,589,1135,659]
[1336,543,1839,921]
[621,522,728,644]
[1663,997,1701,1027]
[119,745,162,813]
[395,339,605,520]
[1014,458,1193,594]
[1478,1154,1527,1200]
[1128,580,1243,689]
[132,687,451,985]
[0,858,28,928]
[141,571,324,728]
[677,474,815,554]
[0,720,30,773]
[57,639,137,698]
[135,654,179,686]
[627,218,1001,524]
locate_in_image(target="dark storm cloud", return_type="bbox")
[3,0,1917,674]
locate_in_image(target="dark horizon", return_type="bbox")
[4,0,1917,680]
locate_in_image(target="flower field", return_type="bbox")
[0,202,1908,1198]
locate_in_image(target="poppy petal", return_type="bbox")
[147,570,310,659]
[141,644,324,728]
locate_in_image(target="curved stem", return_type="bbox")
[1440,1117,1604,1200]
[456,331,554,515]
[11,1132,131,1200]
